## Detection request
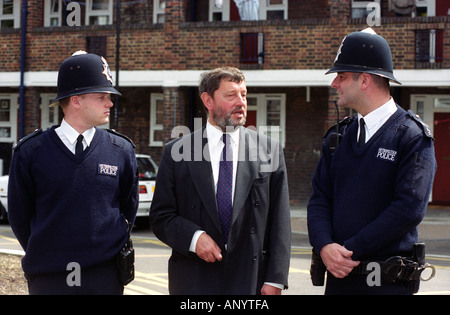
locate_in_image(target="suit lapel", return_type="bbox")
[186,127,222,234]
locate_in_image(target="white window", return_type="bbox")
[352,0,381,18]
[209,0,230,21]
[0,94,17,142]
[259,0,288,20]
[44,0,62,27]
[388,0,435,17]
[246,94,286,147]
[415,0,435,17]
[150,93,164,147]
[86,0,113,25]
[153,0,166,24]
[0,0,20,29]
[209,0,288,22]
[40,94,59,130]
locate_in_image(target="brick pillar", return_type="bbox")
[326,0,352,129]
[162,86,185,144]
[23,87,41,136]
[163,0,187,70]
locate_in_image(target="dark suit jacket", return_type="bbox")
[150,126,291,295]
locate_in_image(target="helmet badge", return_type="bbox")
[334,35,347,63]
[101,56,114,84]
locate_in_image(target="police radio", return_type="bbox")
[327,101,343,155]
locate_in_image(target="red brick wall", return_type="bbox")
[2,0,450,205]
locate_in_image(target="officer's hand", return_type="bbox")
[195,232,223,263]
[320,243,360,278]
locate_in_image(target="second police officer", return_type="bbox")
[307,28,436,295]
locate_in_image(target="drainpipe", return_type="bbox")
[19,0,28,139]
[114,0,121,131]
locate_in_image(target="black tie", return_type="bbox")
[75,134,84,156]
[358,118,366,147]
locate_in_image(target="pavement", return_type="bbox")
[291,204,450,256]
[2,205,450,257]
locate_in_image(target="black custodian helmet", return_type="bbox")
[326,28,401,85]
[50,51,121,107]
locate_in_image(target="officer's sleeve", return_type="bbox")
[344,134,436,259]
[7,149,34,251]
[307,140,335,254]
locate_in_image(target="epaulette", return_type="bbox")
[107,129,136,148]
[13,129,43,151]
[407,110,433,139]
[324,116,355,138]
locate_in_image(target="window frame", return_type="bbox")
[153,0,166,24]
[246,93,286,147]
[150,93,164,147]
[0,0,20,29]
[0,94,18,143]
[85,0,113,26]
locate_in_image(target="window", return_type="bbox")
[260,0,288,20]
[44,0,62,26]
[208,0,287,21]
[415,0,435,17]
[241,33,264,65]
[416,29,444,65]
[150,94,164,147]
[246,94,286,147]
[0,0,19,29]
[0,94,17,142]
[40,94,59,130]
[153,0,165,23]
[86,36,107,57]
[351,0,380,18]
[209,0,230,21]
[43,0,113,27]
[389,0,436,17]
[86,0,113,25]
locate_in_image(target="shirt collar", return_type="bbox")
[206,121,240,148]
[358,97,397,130]
[60,119,96,146]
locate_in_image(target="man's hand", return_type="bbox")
[261,284,282,295]
[320,243,360,278]
[195,232,222,263]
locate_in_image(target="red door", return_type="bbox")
[433,112,450,204]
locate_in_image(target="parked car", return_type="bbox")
[135,154,158,226]
[0,175,7,223]
[0,154,158,225]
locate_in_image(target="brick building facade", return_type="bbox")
[1,0,449,205]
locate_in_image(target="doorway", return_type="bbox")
[433,112,450,204]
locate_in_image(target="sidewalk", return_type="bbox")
[290,205,450,241]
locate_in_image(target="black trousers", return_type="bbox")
[26,260,123,295]
[324,272,412,295]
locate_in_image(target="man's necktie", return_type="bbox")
[358,118,366,147]
[216,134,233,244]
[75,134,84,156]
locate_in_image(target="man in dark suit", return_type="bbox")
[150,67,291,295]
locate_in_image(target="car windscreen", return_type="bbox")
[137,157,157,180]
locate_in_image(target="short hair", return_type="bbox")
[198,67,245,98]
[351,72,390,91]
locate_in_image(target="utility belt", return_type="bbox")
[310,243,435,293]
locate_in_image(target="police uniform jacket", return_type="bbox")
[308,106,436,261]
[8,127,138,275]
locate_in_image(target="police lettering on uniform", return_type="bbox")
[307,28,437,295]
[8,51,139,295]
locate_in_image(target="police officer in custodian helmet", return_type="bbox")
[307,29,436,295]
[8,51,139,294]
